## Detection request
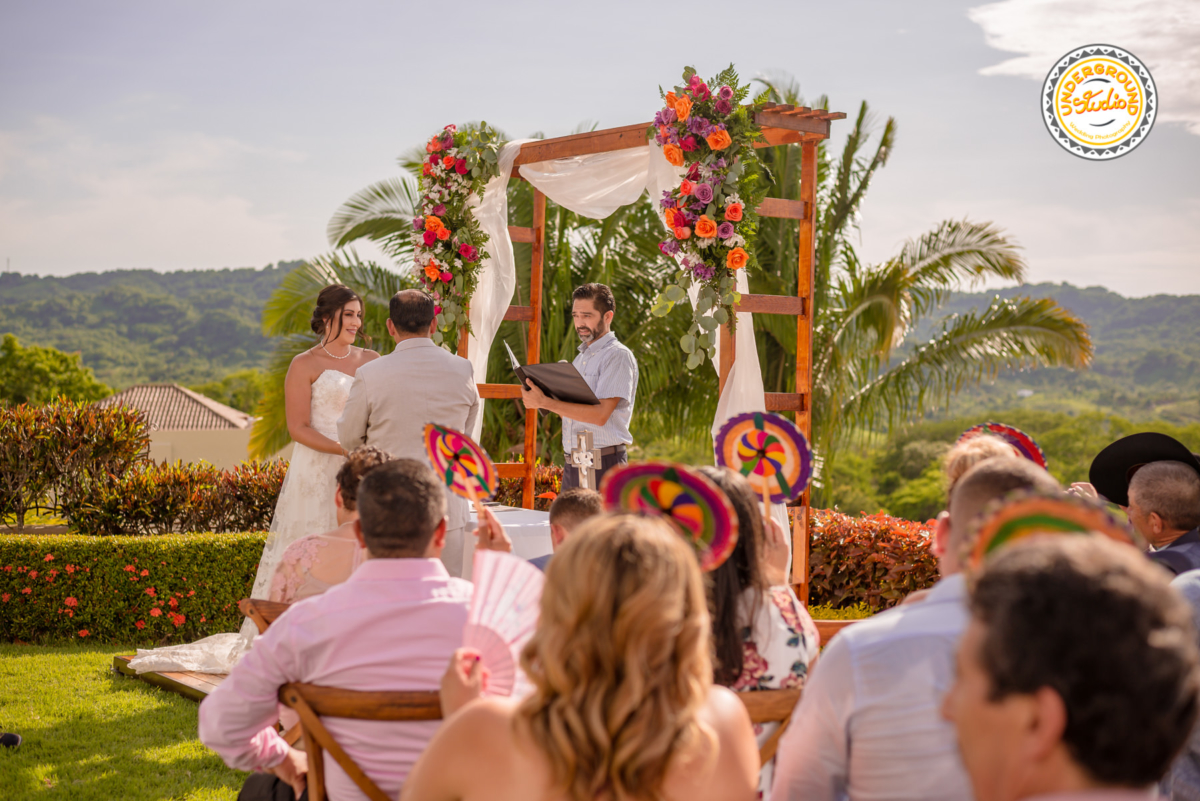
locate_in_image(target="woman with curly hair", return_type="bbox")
[401,513,760,801]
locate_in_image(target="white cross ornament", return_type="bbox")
[569,431,603,490]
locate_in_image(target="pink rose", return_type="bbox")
[422,230,437,246]
[456,159,468,175]
[440,271,453,283]
[681,135,698,152]
[458,243,477,260]
[435,305,442,315]
[412,217,424,230]
[433,204,446,216]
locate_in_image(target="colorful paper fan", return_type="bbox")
[464,550,544,697]
[966,489,1139,569]
[423,423,498,501]
[958,423,1047,468]
[714,412,813,504]
[600,462,738,571]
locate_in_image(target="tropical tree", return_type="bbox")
[0,334,111,406]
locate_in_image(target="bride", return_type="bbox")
[128,284,377,674]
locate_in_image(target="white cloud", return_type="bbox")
[967,0,1200,135]
[0,118,311,274]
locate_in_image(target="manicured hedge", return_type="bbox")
[0,532,265,643]
[807,509,939,611]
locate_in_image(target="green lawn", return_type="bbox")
[0,643,242,801]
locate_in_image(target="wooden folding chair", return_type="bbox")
[278,683,441,801]
[738,687,803,766]
[814,619,859,646]
[237,598,291,635]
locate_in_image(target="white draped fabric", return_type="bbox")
[463,140,789,539]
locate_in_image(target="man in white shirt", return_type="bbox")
[338,290,479,577]
[772,454,1060,801]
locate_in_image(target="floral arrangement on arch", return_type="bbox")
[649,66,766,370]
[411,122,503,350]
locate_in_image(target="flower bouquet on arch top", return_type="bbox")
[411,122,503,350]
[648,65,768,370]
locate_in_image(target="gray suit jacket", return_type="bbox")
[337,338,480,533]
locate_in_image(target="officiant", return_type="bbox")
[520,283,639,490]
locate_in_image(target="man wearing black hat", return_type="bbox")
[1089,433,1200,575]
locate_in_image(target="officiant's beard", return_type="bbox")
[577,319,609,344]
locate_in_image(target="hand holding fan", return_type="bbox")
[464,550,545,697]
[600,462,738,571]
[965,489,1140,570]
[715,412,813,513]
[424,423,499,519]
[957,423,1047,469]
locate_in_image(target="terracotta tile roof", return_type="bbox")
[97,384,253,431]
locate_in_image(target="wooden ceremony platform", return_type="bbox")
[112,654,226,702]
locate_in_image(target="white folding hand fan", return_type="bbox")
[464,550,545,697]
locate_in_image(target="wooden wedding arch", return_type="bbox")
[456,103,844,601]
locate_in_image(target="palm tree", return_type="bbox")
[751,78,1091,502]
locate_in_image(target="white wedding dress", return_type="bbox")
[128,370,354,674]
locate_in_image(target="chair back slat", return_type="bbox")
[278,683,443,801]
[737,687,803,768]
[237,598,291,634]
[814,619,858,645]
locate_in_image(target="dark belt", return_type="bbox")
[567,444,626,458]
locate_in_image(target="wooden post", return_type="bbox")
[522,190,546,509]
[793,139,818,604]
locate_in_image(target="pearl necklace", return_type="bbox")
[320,342,353,360]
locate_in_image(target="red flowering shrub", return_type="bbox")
[493,463,563,512]
[806,509,939,611]
[0,532,265,642]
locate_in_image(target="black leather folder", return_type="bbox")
[506,341,600,406]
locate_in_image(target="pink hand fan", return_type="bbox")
[463,550,545,698]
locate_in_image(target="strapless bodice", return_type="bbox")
[310,370,354,439]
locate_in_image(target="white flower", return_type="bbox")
[696,236,716,249]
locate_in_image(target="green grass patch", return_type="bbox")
[0,643,241,800]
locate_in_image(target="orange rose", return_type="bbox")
[727,247,749,270]
[442,155,455,169]
[664,208,680,228]
[662,143,684,167]
[665,91,678,111]
[422,163,432,176]
[658,126,671,141]
[724,203,743,222]
[695,215,717,239]
[424,262,440,281]
[706,129,733,150]
[436,227,450,241]
[425,216,444,233]
[675,226,692,240]
[675,94,693,122]
[426,138,442,153]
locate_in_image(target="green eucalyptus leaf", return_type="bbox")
[697,315,717,332]
[680,334,696,354]
[714,307,729,325]
[686,350,705,370]
[664,284,686,303]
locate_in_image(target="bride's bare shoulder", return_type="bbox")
[288,347,321,375]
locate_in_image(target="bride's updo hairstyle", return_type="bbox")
[311,284,363,343]
[335,446,395,512]
[519,513,713,801]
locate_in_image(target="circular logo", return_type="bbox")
[1042,44,1156,160]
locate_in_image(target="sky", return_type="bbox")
[0,0,1197,297]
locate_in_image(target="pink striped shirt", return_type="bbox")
[198,558,471,801]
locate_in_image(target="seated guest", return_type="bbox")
[772,454,1060,801]
[530,487,603,571]
[943,536,1200,801]
[1164,569,1200,799]
[269,445,394,604]
[1128,461,1200,575]
[699,466,818,800]
[401,513,762,801]
[199,459,472,801]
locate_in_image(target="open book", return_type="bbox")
[504,341,600,406]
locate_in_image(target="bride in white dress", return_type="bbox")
[129,285,378,674]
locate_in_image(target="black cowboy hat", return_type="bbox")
[1088,432,1200,507]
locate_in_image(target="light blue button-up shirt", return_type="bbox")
[561,331,638,452]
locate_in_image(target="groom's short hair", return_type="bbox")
[390,290,436,334]
[356,459,447,556]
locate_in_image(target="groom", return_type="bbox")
[338,289,479,577]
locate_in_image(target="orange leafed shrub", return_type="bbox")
[806,509,939,611]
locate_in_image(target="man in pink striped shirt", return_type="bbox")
[199,459,472,801]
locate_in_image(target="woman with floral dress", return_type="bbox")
[699,466,821,801]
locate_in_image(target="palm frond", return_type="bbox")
[326,177,420,262]
[249,334,316,459]
[896,219,1027,314]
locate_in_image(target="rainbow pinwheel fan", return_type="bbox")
[966,489,1140,570]
[715,412,813,505]
[464,550,545,698]
[600,462,738,571]
[424,423,498,504]
[957,423,1047,469]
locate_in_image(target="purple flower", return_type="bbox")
[693,183,714,204]
[718,85,734,101]
[715,99,732,115]
[687,116,707,135]
[692,261,716,280]
[654,108,677,126]
[717,222,735,239]
[433,204,446,216]
[714,158,727,169]
[659,239,681,257]
[413,217,425,231]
